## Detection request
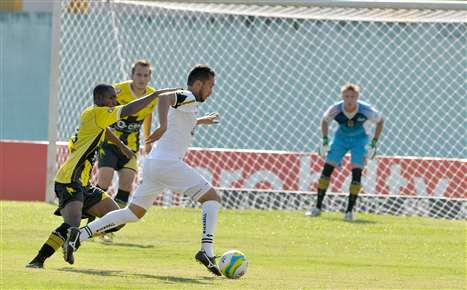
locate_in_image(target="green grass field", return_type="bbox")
[1,201,465,289]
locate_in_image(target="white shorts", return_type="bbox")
[129,158,211,210]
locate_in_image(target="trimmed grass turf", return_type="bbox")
[1,201,465,289]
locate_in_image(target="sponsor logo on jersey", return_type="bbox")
[113,119,142,132]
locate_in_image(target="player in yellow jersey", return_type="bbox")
[89,60,158,243]
[26,83,178,267]
[97,60,156,211]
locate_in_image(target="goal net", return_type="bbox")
[52,0,467,219]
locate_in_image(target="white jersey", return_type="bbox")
[148,90,198,161]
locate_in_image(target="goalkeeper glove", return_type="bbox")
[367,138,378,160]
[318,136,329,158]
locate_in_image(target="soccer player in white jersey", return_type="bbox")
[67,65,223,276]
[306,83,384,221]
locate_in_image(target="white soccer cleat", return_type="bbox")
[344,211,354,221]
[305,207,321,217]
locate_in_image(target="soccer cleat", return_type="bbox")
[195,250,222,276]
[344,211,354,221]
[305,207,321,217]
[63,227,81,265]
[25,259,44,269]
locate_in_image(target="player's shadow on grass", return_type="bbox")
[89,240,155,249]
[323,216,378,224]
[59,267,214,285]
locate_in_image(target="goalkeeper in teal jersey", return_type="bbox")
[306,83,384,221]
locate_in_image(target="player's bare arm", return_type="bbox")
[317,118,331,158]
[105,128,135,159]
[120,88,178,118]
[142,114,153,154]
[197,112,220,125]
[373,117,384,141]
[145,93,175,145]
[156,87,183,95]
[367,116,384,160]
[321,118,330,139]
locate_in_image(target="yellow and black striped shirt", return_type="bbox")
[103,80,157,152]
[55,105,123,186]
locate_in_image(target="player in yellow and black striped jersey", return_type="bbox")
[97,60,158,209]
[25,84,178,267]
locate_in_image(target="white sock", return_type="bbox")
[79,207,139,242]
[200,200,221,257]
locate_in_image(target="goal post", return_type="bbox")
[45,0,62,203]
[48,0,467,218]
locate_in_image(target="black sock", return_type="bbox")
[36,223,70,261]
[114,189,130,205]
[34,245,54,262]
[316,189,326,209]
[347,169,362,213]
[316,164,334,210]
[346,194,358,212]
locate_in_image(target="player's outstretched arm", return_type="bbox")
[145,93,175,145]
[120,88,178,118]
[105,128,136,159]
[156,87,183,95]
[197,112,220,125]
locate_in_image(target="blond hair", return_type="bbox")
[340,83,360,94]
[131,59,152,75]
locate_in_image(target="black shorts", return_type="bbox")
[98,143,137,171]
[54,182,110,219]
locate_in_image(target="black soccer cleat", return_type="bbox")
[195,250,222,276]
[25,259,44,269]
[63,227,81,265]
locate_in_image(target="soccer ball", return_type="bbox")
[218,249,248,279]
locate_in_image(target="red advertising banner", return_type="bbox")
[185,148,466,198]
[1,140,464,201]
[0,140,47,201]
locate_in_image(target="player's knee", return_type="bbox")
[349,168,363,195]
[322,163,335,178]
[198,188,221,203]
[97,168,114,188]
[319,163,335,190]
[118,169,136,190]
[61,201,83,227]
[211,190,222,203]
[351,167,362,183]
